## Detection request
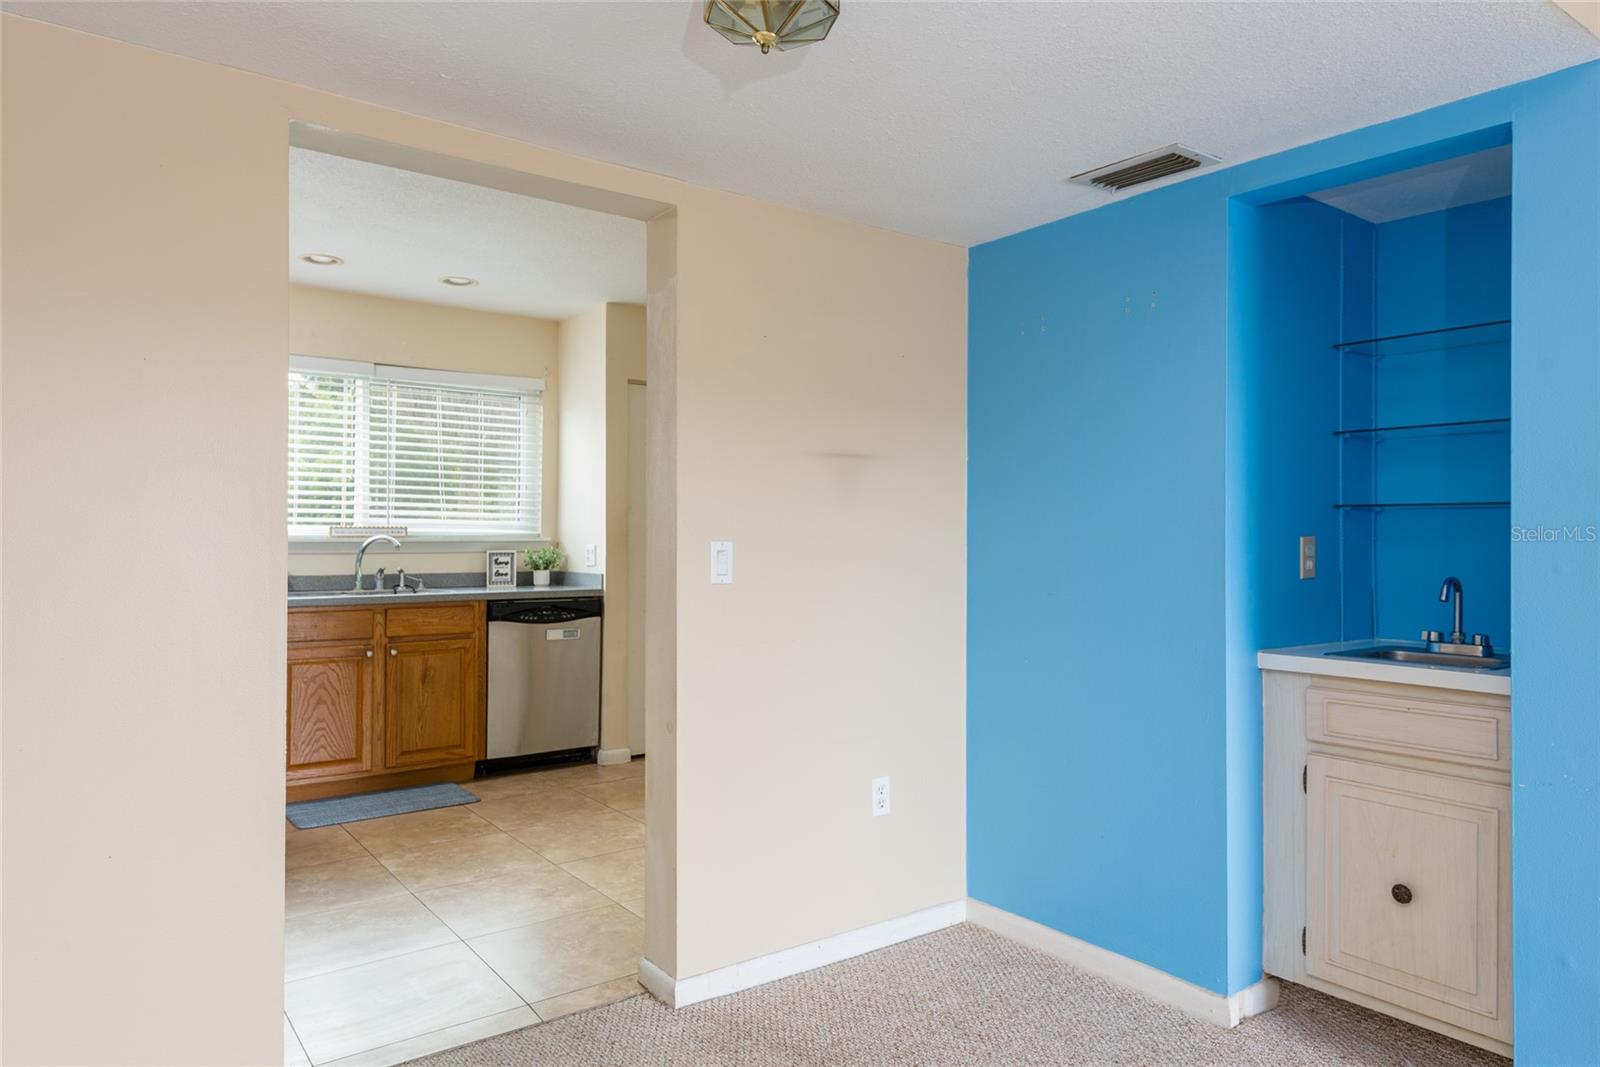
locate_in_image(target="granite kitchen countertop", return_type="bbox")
[288,571,602,609]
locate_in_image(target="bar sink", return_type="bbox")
[1325,645,1510,671]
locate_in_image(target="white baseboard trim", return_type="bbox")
[966,899,1279,1028]
[638,900,967,1010]
[637,956,677,1007]
[596,747,632,765]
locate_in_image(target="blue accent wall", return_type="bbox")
[1374,198,1512,337]
[1508,67,1600,1063]
[1361,198,1512,646]
[968,61,1600,1062]
[1222,195,1349,990]
[967,177,1233,988]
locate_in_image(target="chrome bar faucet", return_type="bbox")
[1422,575,1494,657]
[1439,576,1465,644]
[353,534,401,591]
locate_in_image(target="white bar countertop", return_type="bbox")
[1257,639,1510,697]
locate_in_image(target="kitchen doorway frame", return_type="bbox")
[286,121,680,1053]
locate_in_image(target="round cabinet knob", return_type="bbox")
[389,648,398,656]
[365,649,373,658]
[1391,883,1414,905]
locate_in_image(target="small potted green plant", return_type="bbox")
[524,544,565,587]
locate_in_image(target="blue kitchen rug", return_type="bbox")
[286,783,479,829]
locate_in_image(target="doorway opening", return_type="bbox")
[281,127,670,1067]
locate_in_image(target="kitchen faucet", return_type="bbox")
[353,534,401,591]
[1422,575,1494,657]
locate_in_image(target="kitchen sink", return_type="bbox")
[1325,645,1510,671]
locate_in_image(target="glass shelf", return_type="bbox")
[1333,417,1510,438]
[1333,319,1510,359]
[1334,501,1509,510]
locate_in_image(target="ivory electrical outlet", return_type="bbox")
[584,543,598,567]
[871,776,891,817]
[1299,535,1317,580]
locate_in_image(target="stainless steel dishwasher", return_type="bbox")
[485,598,603,765]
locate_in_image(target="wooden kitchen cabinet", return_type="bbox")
[286,640,376,782]
[385,635,479,769]
[286,602,485,801]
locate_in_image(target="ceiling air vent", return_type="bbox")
[1069,144,1221,192]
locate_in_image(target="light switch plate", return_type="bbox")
[584,543,597,568]
[1299,535,1316,580]
[711,540,733,584]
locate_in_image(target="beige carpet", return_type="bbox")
[409,923,1508,1066]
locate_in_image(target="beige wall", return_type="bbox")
[602,303,646,755]
[670,194,967,978]
[290,283,558,377]
[1556,0,1600,38]
[555,303,607,580]
[2,21,289,1065]
[1,16,965,1065]
[288,284,561,575]
[642,214,680,974]
[556,302,647,755]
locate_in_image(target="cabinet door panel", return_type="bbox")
[384,637,478,769]
[287,642,375,780]
[1306,754,1510,1042]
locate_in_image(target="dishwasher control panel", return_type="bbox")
[488,597,603,626]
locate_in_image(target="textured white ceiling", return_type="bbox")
[290,147,645,318]
[1309,145,1512,225]
[9,2,1598,246]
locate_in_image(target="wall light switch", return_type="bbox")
[584,544,598,568]
[711,540,733,585]
[1299,535,1316,580]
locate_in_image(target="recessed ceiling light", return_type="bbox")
[440,276,478,287]
[299,253,344,265]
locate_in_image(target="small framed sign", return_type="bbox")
[485,549,517,590]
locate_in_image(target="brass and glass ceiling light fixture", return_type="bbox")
[704,0,840,54]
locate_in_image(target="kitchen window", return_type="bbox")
[288,356,543,541]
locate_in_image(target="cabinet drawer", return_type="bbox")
[386,602,480,638]
[288,608,377,644]
[1307,686,1509,770]
[1306,755,1510,1043]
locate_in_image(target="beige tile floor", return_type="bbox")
[284,758,648,1066]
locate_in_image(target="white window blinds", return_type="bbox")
[288,357,543,539]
